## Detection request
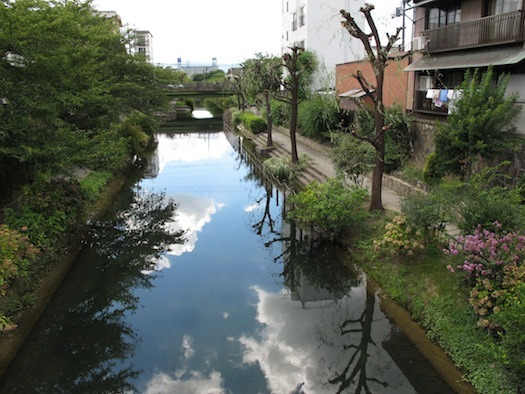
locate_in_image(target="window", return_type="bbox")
[486,0,521,15]
[292,12,297,31]
[299,6,305,26]
[427,3,461,29]
[286,1,289,12]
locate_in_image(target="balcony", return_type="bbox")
[422,10,525,52]
[413,90,448,115]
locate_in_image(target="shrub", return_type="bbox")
[270,99,291,127]
[428,67,521,180]
[298,94,340,141]
[373,215,425,256]
[5,179,85,248]
[288,178,368,240]
[0,225,39,296]
[232,110,243,125]
[249,117,268,133]
[455,166,525,233]
[241,112,267,134]
[331,132,374,186]
[401,192,450,245]
[447,226,525,384]
[445,225,525,284]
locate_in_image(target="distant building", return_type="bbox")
[132,30,153,62]
[176,58,219,77]
[96,10,123,27]
[281,0,367,90]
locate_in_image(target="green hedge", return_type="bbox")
[240,112,267,134]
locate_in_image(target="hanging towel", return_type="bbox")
[433,90,440,100]
[426,89,434,99]
[447,89,455,99]
[440,89,448,102]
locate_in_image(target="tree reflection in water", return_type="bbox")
[247,181,397,393]
[327,291,388,394]
[0,187,185,393]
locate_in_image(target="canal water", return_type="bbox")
[0,128,453,393]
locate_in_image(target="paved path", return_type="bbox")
[253,126,402,212]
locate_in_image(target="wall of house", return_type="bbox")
[507,73,525,135]
[461,0,483,21]
[282,0,366,90]
[335,56,410,110]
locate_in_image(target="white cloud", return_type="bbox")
[239,285,417,394]
[156,133,231,173]
[244,203,261,213]
[182,335,196,360]
[142,195,223,274]
[144,370,225,394]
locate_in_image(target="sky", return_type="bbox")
[92,0,405,67]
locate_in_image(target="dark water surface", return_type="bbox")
[0,131,452,393]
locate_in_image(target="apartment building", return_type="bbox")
[132,30,153,62]
[405,0,525,133]
[281,0,367,90]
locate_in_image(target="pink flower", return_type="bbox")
[447,265,455,273]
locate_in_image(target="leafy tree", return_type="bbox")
[276,46,317,162]
[0,0,169,198]
[424,67,521,181]
[340,5,403,210]
[192,69,225,82]
[243,53,282,146]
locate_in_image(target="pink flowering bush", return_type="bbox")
[446,223,525,379]
[444,223,525,285]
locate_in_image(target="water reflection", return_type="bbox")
[0,183,185,393]
[1,132,452,393]
[242,178,451,394]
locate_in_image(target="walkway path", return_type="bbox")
[251,126,402,212]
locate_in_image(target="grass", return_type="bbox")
[346,213,520,394]
[79,171,111,201]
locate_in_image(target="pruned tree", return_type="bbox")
[228,68,247,111]
[276,46,317,163]
[243,54,282,147]
[340,5,403,210]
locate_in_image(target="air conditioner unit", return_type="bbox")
[419,76,433,90]
[412,36,428,51]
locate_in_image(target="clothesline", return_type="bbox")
[425,89,462,114]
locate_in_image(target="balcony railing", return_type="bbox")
[422,10,525,52]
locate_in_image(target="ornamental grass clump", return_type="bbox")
[373,215,425,256]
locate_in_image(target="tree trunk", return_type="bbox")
[289,97,299,163]
[265,90,273,147]
[369,138,385,211]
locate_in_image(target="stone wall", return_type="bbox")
[411,118,436,165]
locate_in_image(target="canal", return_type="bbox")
[0,123,453,393]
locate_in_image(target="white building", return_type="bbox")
[281,0,366,90]
[132,30,153,62]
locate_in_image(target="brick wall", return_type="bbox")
[335,56,410,110]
